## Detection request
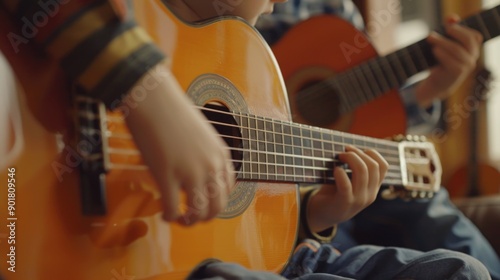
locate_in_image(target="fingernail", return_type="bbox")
[447,14,461,24]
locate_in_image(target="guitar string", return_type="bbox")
[104,139,409,182]
[106,162,407,187]
[105,162,405,185]
[104,107,427,169]
[293,44,427,111]
[105,121,404,161]
[105,106,405,156]
[94,101,436,184]
[104,133,407,179]
[106,146,403,174]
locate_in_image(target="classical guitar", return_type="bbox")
[446,67,500,197]
[0,1,441,279]
[272,5,500,138]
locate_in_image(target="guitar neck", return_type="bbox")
[330,5,500,110]
[203,105,440,193]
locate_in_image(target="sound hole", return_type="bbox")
[202,104,243,173]
[294,80,341,127]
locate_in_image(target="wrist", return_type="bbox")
[301,188,337,243]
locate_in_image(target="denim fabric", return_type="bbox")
[193,241,490,280]
[334,188,500,280]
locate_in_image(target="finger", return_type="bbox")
[345,146,380,195]
[432,46,470,76]
[178,178,208,226]
[225,161,236,195]
[427,32,471,66]
[445,14,461,25]
[364,149,389,186]
[332,166,353,198]
[160,178,181,222]
[203,170,229,221]
[445,23,483,55]
[337,147,368,195]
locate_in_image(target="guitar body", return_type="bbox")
[272,15,407,138]
[0,1,298,279]
[447,163,500,197]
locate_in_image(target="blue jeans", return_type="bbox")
[333,188,500,280]
[191,240,490,279]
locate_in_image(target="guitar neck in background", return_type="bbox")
[327,5,500,110]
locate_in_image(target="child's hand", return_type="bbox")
[306,146,388,233]
[124,64,235,226]
[415,15,483,108]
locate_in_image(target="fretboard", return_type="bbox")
[321,5,500,113]
[209,109,404,185]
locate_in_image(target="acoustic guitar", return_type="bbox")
[272,5,500,138]
[0,1,442,279]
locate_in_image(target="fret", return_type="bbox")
[385,53,408,85]
[292,126,303,180]
[415,39,437,68]
[266,120,276,180]
[256,117,267,180]
[353,137,365,149]
[354,67,376,102]
[332,133,344,154]
[282,124,293,154]
[399,47,419,77]
[409,42,429,71]
[301,128,314,172]
[464,13,489,41]
[367,59,391,92]
[365,139,376,149]
[282,124,294,180]
[343,71,364,107]
[482,10,500,40]
[322,132,334,159]
[240,114,250,176]
[284,154,294,181]
[476,14,492,40]
[342,72,361,107]
[274,121,285,181]
[334,79,355,113]
[248,116,259,179]
[274,121,284,154]
[360,63,382,97]
[317,131,327,179]
[378,57,400,89]
[311,130,322,174]
[343,134,354,145]
[312,130,323,158]
[491,8,500,37]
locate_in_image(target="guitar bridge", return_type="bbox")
[74,95,110,216]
